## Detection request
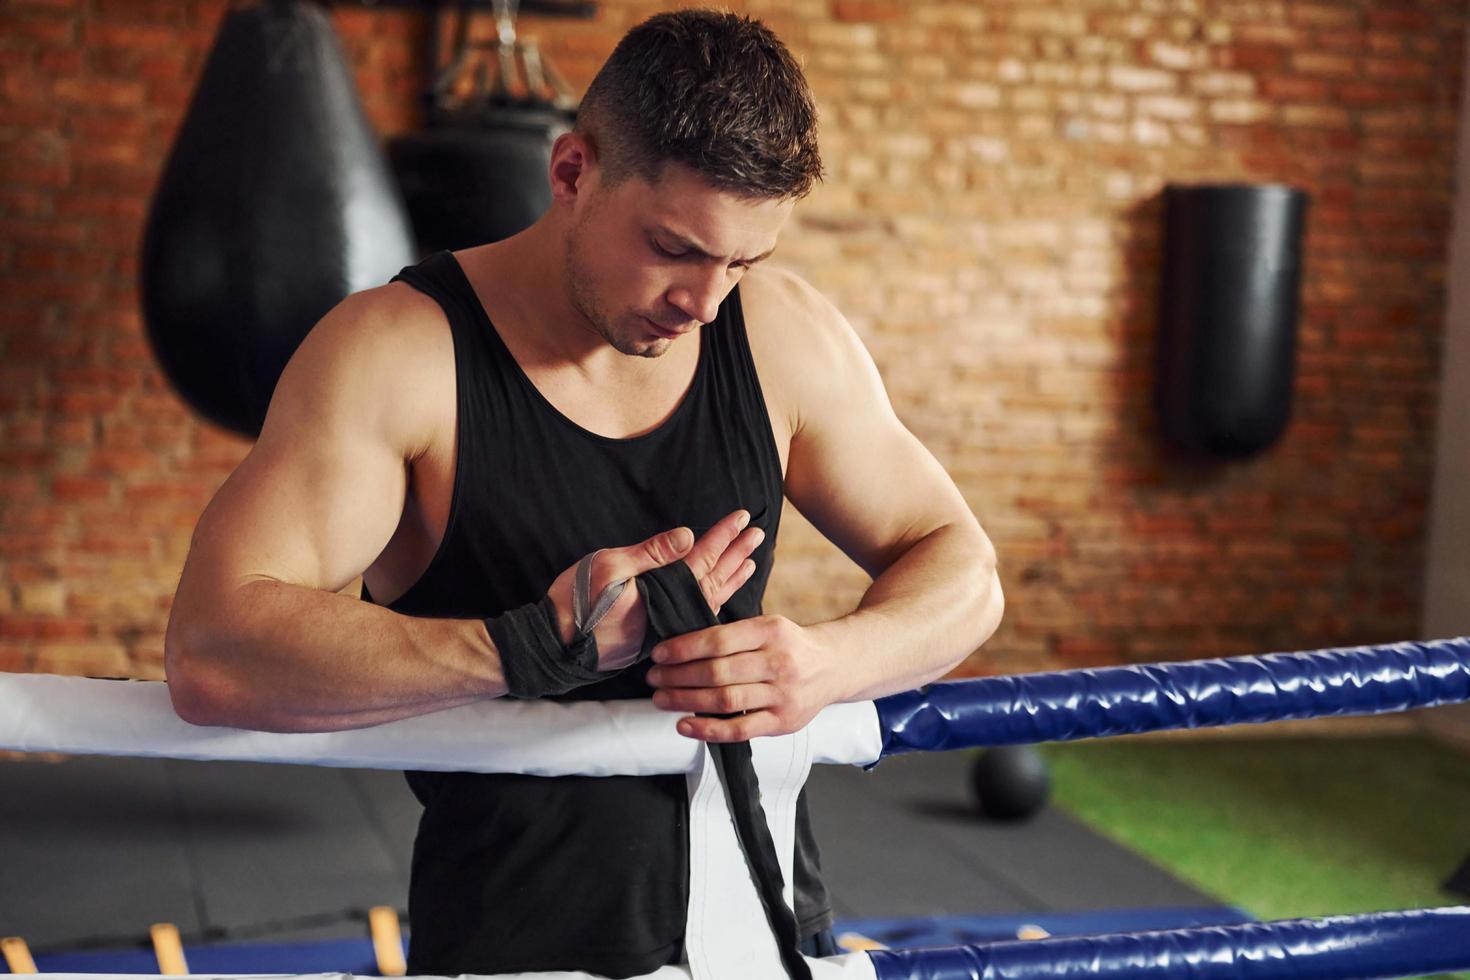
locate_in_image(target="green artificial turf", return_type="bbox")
[1044,736,1470,978]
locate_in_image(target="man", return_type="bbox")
[164,9,1003,978]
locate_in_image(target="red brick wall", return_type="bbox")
[1,0,1464,681]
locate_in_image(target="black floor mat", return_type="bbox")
[0,751,1223,950]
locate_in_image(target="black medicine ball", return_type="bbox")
[969,746,1051,821]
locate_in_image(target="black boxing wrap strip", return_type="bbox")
[637,562,814,980]
[485,595,607,699]
[487,552,631,699]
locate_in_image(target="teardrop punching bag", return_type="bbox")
[140,0,416,438]
[1155,184,1309,458]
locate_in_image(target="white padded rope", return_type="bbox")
[0,673,884,774]
[2,675,882,980]
[0,673,886,980]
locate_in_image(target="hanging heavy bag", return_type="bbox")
[389,0,576,254]
[1155,183,1309,458]
[390,104,569,253]
[140,0,415,438]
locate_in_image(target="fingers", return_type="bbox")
[652,681,776,715]
[705,558,756,617]
[611,508,759,587]
[675,710,785,743]
[621,526,695,577]
[648,635,789,729]
[652,618,768,665]
[682,510,752,580]
[707,526,763,592]
[647,650,770,689]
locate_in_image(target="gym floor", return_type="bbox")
[0,749,1222,957]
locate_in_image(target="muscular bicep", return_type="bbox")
[171,288,438,633]
[779,292,979,580]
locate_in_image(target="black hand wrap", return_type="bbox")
[487,551,629,699]
[637,562,814,980]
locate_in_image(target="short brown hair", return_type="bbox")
[576,9,823,200]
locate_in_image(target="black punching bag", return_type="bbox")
[1156,184,1309,457]
[388,0,576,254]
[140,0,415,438]
[389,104,569,253]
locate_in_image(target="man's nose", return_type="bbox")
[666,267,732,326]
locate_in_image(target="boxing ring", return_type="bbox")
[4,636,1470,980]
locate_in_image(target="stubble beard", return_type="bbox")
[563,223,667,360]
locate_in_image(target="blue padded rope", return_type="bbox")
[875,636,1470,757]
[867,905,1470,980]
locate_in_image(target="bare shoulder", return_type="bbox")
[173,280,456,609]
[738,264,885,439]
[274,280,455,462]
[738,264,845,347]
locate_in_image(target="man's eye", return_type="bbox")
[651,239,748,270]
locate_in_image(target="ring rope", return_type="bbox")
[876,636,1470,757]
[868,905,1470,980]
[3,638,1467,772]
[4,637,1470,980]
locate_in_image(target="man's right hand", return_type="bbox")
[544,510,765,673]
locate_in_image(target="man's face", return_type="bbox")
[563,162,794,358]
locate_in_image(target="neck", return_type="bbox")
[467,216,627,373]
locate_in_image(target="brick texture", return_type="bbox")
[1,0,1465,682]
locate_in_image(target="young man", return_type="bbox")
[164,9,1003,977]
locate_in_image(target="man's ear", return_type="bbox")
[549,131,597,204]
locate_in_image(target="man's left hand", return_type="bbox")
[646,615,839,742]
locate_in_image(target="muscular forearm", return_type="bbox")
[166,517,755,734]
[809,522,1003,703]
[165,577,504,733]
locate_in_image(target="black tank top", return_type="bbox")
[364,251,831,977]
